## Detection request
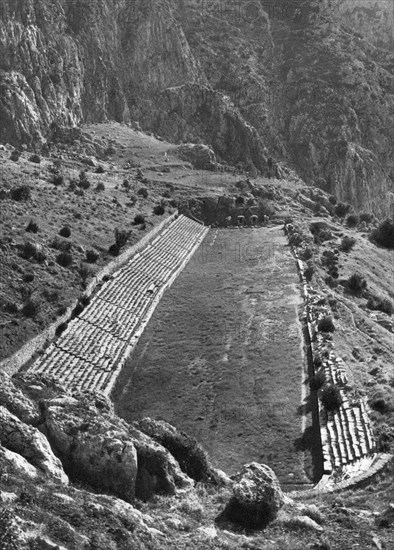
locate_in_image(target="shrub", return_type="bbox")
[153,204,165,215]
[122,179,131,190]
[347,272,367,294]
[359,211,374,224]
[346,213,359,228]
[22,297,40,318]
[10,149,21,162]
[28,153,41,163]
[10,185,31,201]
[56,252,73,268]
[289,232,303,247]
[162,190,171,198]
[108,243,120,256]
[325,275,338,288]
[95,182,105,192]
[318,316,335,332]
[304,262,315,282]
[114,228,130,248]
[137,187,148,198]
[134,214,145,225]
[367,294,394,316]
[235,196,244,205]
[78,170,91,189]
[23,272,35,283]
[52,174,64,186]
[51,237,72,252]
[59,226,71,238]
[169,199,178,208]
[22,241,38,260]
[335,202,351,218]
[96,165,105,173]
[26,219,39,233]
[79,262,94,283]
[86,249,99,263]
[339,236,356,252]
[321,384,343,412]
[371,218,394,249]
[300,246,313,260]
[105,145,117,155]
[328,195,337,205]
[310,370,325,391]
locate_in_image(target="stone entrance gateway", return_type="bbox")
[250,215,258,226]
[237,215,245,226]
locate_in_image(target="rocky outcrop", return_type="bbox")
[173,143,218,170]
[0,406,68,484]
[0,444,39,479]
[0,371,40,425]
[217,462,285,528]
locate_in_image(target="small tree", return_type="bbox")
[371,218,394,249]
[339,236,356,252]
[347,272,367,294]
[59,226,71,238]
[346,213,359,228]
[134,214,145,225]
[153,204,165,215]
[56,252,73,268]
[26,219,39,233]
[335,202,351,218]
[318,316,335,332]
[321,384,343,412]
[137,187,148,198]
[11,185,31,201]
[114,228,131,248]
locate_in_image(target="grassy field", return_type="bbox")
[114,226,312,487]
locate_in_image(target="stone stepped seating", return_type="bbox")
[27,215,208,393]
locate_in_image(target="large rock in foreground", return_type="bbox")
[217,462,285,529]
[0,406,68,484]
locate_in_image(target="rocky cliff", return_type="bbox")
[0,0,393,215]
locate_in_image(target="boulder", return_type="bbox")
[136,417,212,482]
[0,372,40,425]
[0,407,68,484]
[128,425,193,501]
[43,400,137,502]
[287,515,324,531]
[217,462,284,528]
[174,143,218,170]
[0,445,39,479]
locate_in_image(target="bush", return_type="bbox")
[134,214,145,225]
[347,272,367,294]
[371,218,394,249]
[23,272,35,283]
[78,170,91,189]
[10,185,31,201]
[328,195,337,205]
[51,237,72,252]
[22,241,39,260]
[300,246,313,260]
[169,199,178,208]
[28,154,41,163]
[359,211,374,224]
[339,236,356,252]
[122,179,131,190]
[289,232,303,247]
[108,243,120,256]
[325,275,338,288]
[310,370,325,391]
[235,196,244,205]
[367,294,394,316]
[335,202,351,218]
[95,182,105,192]
[304,262,315,282]
[162,190,171,198]
[346,213,359,228]
[10,149,21,162]
[137,187,148,198]
[52,174,64,186]
[153,204,165,215]
[114,228,130,248]
[96,165,105,174]
[56,252,73,268]
[318,316,335,332]
[59,226,71,238]
[26,219,39,233]
[321,384,343,412]
[22,297,40,318]
[86,249,99,263]
[79,262,94,283]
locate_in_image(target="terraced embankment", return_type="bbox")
[27,215,208,395]
[114,226,312,488]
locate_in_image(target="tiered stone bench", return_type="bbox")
[28,215,208,396]
[285,223,392,494]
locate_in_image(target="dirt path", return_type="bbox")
[114,226,311,486]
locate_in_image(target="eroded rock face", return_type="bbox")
[0,406,68,484]
[0,444,39,479]
[173,143,218,170]
[0,371,40,425]
[218,462,285,529]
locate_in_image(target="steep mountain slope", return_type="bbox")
[0,0,393,215]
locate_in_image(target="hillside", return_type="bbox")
[0,0,393,214]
